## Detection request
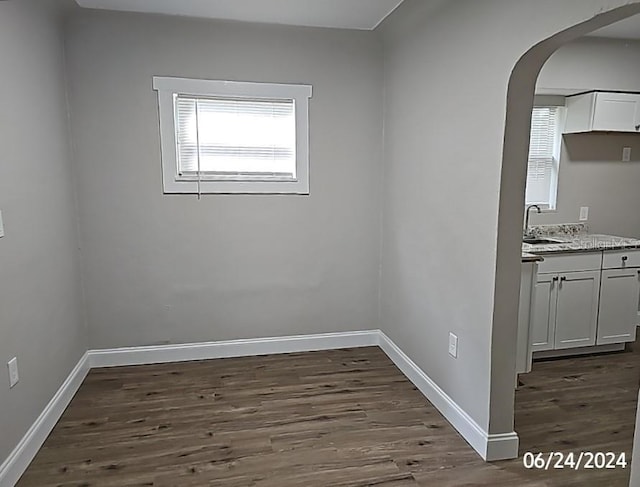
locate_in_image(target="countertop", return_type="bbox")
[522,233,640,256]
[521,224,640,262]
[522,252,544,263]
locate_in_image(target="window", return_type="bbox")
[525,106,565,209]
[153,77,312,194]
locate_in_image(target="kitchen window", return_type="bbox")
[525,106,565,209]
[153,77,312,194]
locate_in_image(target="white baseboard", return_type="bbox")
[0,353,91,487]
[377,331,518,461]
[533,342,625,359]
[88,330,380,368]
[485,432,520,462]
[1,329,518,486]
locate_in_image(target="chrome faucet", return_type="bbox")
[524,204,541,238]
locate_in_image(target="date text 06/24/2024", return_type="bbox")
[523,452,627,470]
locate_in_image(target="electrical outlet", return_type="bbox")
[448,333,458,358]
[579,207,589,221]
[7,357,18,388]
[623,147,632,162]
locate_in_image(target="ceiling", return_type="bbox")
[73,0,406,30]
[72,2,640,38]
[589,14,640,40]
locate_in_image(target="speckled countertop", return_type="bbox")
[522,252,544,263]
[521,223,640,261]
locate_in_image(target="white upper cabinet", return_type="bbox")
[563,91,640,134]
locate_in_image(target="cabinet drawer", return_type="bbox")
[602,250,640,269]
[538,252,602,274]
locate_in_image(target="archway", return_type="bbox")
[491,3,640,473]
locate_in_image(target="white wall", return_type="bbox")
[538,36,640,94]
[0,0,86,463]
[534,132,640,237]
[380,0,640,444]
[64,10,384,349]
[532,38,640,238]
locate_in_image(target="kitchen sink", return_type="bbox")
[523,237,564,245]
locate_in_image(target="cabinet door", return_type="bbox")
[554,271,600,349]
[592,92,640,132]
[597,268,640,345]
[530,274,557,352]
[517,262,537,374]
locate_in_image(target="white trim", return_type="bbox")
[1,329,518,486]
[377,331,519,461]
[0,353,91,487]
[88,331,379,368]
[153,76,312,195]
[152,77,313,99]
[485,432,521,462]
[532,342,624,359]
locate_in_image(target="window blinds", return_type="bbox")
[174,95,297,179]
[526,107,560,206]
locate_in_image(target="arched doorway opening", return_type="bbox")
[492,4,640,479]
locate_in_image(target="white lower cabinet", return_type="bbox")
[597,268,640,345]
[553,271,600,349]
[530,274,556,352]
[531,270,600,352]
[517,262,538,373]
[529,249,640,355]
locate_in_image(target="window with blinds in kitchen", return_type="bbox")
[525,106,565,209]
[153,77,312,195]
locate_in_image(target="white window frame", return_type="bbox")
[525,105,566,210]
[153,77,312,195]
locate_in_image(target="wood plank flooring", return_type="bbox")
[17,342,639,487]
[505,341,640,487]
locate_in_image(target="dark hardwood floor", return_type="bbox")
[17,342,639,487]
[504,341,640,487]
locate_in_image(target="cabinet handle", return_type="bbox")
[622,256,629,262]
[560,276,567,281]
[552,276,559,282]
[636,124,640,131]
